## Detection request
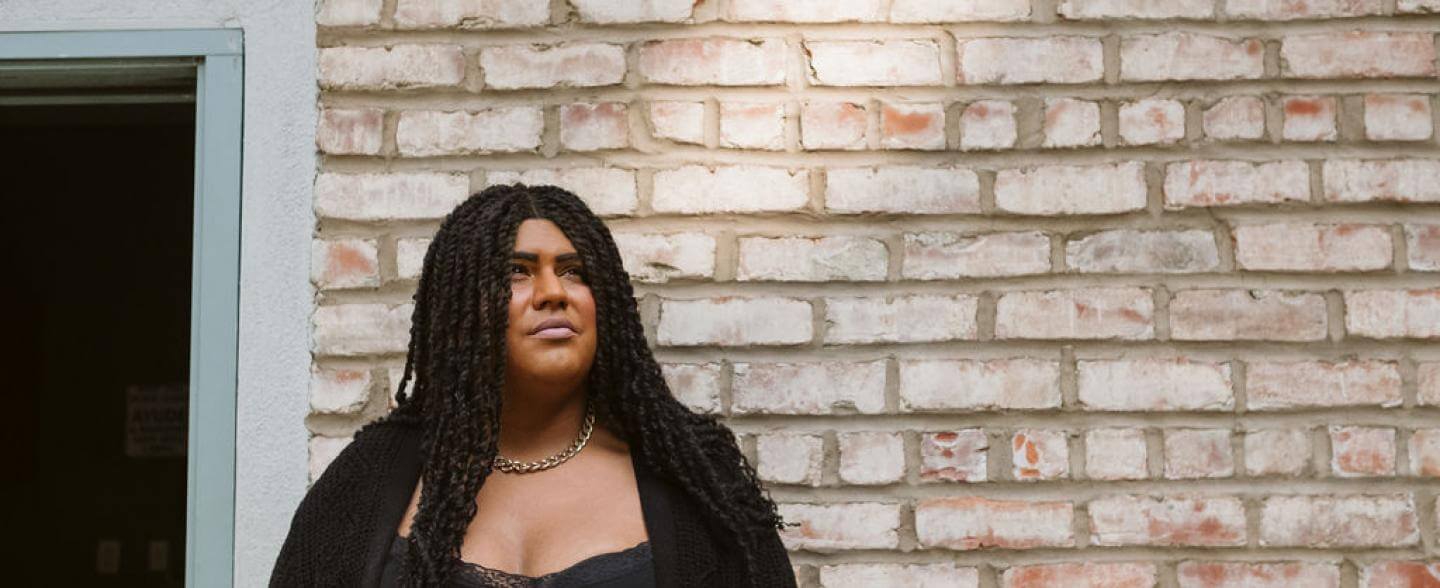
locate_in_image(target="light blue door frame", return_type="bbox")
[0,29,243,587]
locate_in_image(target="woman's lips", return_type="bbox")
[531,326,577,339]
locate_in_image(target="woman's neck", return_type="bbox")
[495,384,588,462]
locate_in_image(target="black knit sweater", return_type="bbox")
[269,416,797,587]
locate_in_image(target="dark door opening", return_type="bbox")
[3,100,194,586]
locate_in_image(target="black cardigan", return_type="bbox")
[269,416,797,587]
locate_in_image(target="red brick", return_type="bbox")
[995,162,1147,215]
[733,360,887,415]
[1330,426,1396,477]
[1121,33,1264,81]
[1170,289,1327,341]
[904,231,1050,279]
[318,45,466,89]
[1409,429,1440,477]
[1228,0,1381,18]
[920,429,988,482]
[1260,494,1418,547]
[960,99,1017,150]
[560,102,628,151]
[1077,358,1233,411]
[995,287,1154,340]
[1246,429,1312,476]
[1043,98,1101,148]
[801,101,867,150]
[1281,32,1436,78]
[1365,94,1434,141]
[1012,429,1069,480]
[1346,289,1440,339]
[1203,95,1266,141]
[1361,561,1440,588]
[826,166,980,214]
[1247,360,1402,410]
[1165,429,1234,479]
[1281,95,1337,142]
[778,503,901,551]
[806,40,943,86]
[720,101,785,150]
[900,358,1062,411]
[1089,495,1246,547]
[1233,223,1392,271]
[1177,562,1339,588]
[826,294,978,343]
[1002,563,1156,588]
[317,108,383,155]
[956,36,1103,84]
[915,497,1074,550]
[638,38,787,86]
[880,102,945,150]
[1164,160,1310,208]
[1324,159,1440,203]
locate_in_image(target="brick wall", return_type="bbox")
[311,1,1440,585]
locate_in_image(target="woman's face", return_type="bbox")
[504,218,598,391]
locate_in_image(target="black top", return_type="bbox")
[378,532,656,587]
[269,414,796,587]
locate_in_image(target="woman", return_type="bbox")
[270,184,796,587]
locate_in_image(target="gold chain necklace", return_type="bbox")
[492,402,595,474]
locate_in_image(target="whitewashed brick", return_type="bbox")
[1408,224,1440,271]
[395,238,431,280]
[396,108,544,156]
[638,38,787,86]
[826,167,981,214]
[826,295,979,343]
[1204,95,1266,140]
[727,0,884,22]
[1164,429,1234,479]
[891,0,1031,22]
[779,503,901,551]
[486,168,638,216]
[659,362,722,414]
[903,231,1050,279]
[956,36,1103,84]
[995,288,1154,340]
[652,165,808,213]
[1228,0,1382,18]
[317,108,383,155]
[880,102,945,150]
[318,45,466,89]
[560,102,628,151]
[572,0,693,23]
[1012,429,1069,481]
[1085,428,1148,480]
[738,236,887,281]
[1246,429,1312,476]
[480,43,626,89]
[315,173,470,221]
[394,0,547,28]
[1178,563,1339,588]
[310,367,372,414]
[901,359,1062,411]
[1119,98,1186,145]
[1260,495,1419,547]
[1324,159,1440,203]
[318,0,382,26]
[1042,98,1101,148]
[920,430,989,482]
[1248,360,1403,410]
[313,303,413,356]
[1164,160,1310,208]
[1365,94,1433,141]
[657,297,812,346]
[1345,289,1440,338]
[733,360,887,415]
[1281,32,1436,79]
[1121,33,1264,81]
[1066,229,1220,273]
[960,100,1017,151]
[839,432,905,484]
[1234,223,1392,271]
[1004,563,1157,587]
[312,238,380,289]
[613,232,715,283]
[821,563,979,588]
[995,162,1147,215]
[720,102,785,150]
[916,497,1075,550]
[757,433,824,485]
[648,101,705,145]
[802,101,867,150]
[1330,425,1396,477]
[1282,95,1337,142]
[1060,0,1212,18]
[1078,358,1234,411]
[806,40,943,86]
[1170,289,1328,341]
[1089,496,1247,547]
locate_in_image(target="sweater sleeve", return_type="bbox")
[751,523,798,587]
[269,421,405,587]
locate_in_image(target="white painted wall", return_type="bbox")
[1,2,315,586]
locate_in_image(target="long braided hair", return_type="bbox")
[383,183,785,586]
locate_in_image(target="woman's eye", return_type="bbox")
[510,264,529,277]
